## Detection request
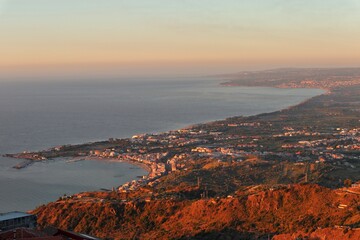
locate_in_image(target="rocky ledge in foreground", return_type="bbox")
[32,184,360,240]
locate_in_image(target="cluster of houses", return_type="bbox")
[116,153,190,193]
[82,122,359,194]
[227,122,261,127]
[275,130,322,137]
[131,131,209,147]
[278,127,360,165]
[89,145,192,193]
[277,78,360,89]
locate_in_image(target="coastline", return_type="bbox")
[279,88,327,112]
[1,82,336,211]
[4,85,327,170]
[4,85,326,168]
[70,156,152,175]
[221,82,331,94]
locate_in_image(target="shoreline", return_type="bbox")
[1,83,334,205]
[1,84,330,202]
[220,82,331,93]
[4,85,327,171]
[70,156,152,175]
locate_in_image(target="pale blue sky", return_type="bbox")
[1,0,360,78]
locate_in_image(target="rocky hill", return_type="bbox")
[32,184,360,239]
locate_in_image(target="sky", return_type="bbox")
[1,0,360,79]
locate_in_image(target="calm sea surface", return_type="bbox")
[0,78,324,212]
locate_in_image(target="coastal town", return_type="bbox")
[7,121,359,194]
[79,122,359,193]
[6,68,360,194]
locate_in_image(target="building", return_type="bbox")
[0,228,62,240]
[0,212,37,231]
[0,227,101,240]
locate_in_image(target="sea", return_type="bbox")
[0,77,324,212]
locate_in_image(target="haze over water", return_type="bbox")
[0,78,324,212]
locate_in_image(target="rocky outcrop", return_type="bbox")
[32,184,360,239]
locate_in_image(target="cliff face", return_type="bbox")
[32,184,360,239]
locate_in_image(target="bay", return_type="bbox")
[0,77,324,212]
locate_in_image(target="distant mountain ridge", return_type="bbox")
[217,67,360,90]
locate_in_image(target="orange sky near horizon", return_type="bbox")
[1,0,360,78]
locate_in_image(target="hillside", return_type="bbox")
[32,184,360,239]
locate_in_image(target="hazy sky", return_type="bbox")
[1,0,360,78]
